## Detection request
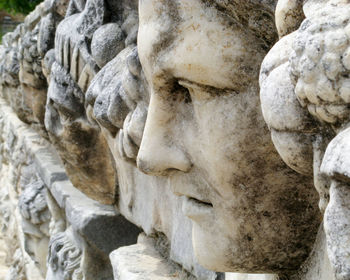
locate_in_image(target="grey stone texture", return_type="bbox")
[91,23,125,68]
[110,234,197,280]
[0,98,140,279]
[260,0,350,279]
[1,0,350,280]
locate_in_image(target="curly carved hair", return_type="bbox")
[290,2,350,130]
[48,231,83,280]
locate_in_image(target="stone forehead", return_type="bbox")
[211,0,278,46]
[213,0,277,12]
[151,0,278,24]
[145,0,278,59]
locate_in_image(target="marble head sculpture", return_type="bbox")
[260,0,350,279]
[132,0,321,276]
[44,0,141,205]
[17,0,67,131]
[44,0,124,204]
[85,8,220,279]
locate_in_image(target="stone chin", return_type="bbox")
[191,223,233,272]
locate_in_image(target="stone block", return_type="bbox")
[110,234,190,280]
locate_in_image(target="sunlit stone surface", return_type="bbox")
[0,0,348,279]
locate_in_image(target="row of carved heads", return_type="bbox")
[1,0,350,279]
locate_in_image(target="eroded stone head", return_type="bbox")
[132,0,321,274]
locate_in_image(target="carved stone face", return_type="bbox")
[46,229,83,280]
[137,0,321,273]
[87,45,219,279]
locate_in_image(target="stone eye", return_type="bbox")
[182,85,192,104]
[170,81,192,104]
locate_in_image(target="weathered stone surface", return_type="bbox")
[46,227,83,280]
[43,0,125,204]
[0,97,141,279]
[19,176,50,275]
[135,0,320,276]
[91,23,125,68]
[0,107,45,280]
[0,0,66,134]
[110,234,195,280]
[108,155,218,279]
[2,0,350,279]
[86,20,218,280]
[275,0,304,38]
[225,274,277,280]
[45,60,117,204]
[260,1,350,279]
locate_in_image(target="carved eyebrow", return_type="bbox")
[145,3,181,65]
[178,79,237,95]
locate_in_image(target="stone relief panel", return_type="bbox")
[0,184,26,280]
[43,0,135,204]
[17,0,67,132]
[0,29,21,124]
[0,119,44,279]
[18,173,50,275]
[0,97,141,279]
[86,45,148,214]
[3,0,350,279]
[260,0,350,279]
[46,227,83,280]
[0,0,68,135]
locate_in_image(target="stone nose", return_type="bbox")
[137,141,192,176]
[136,94,192,176]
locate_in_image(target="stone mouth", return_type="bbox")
[182,195,214,221]
[188,197,213,208]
